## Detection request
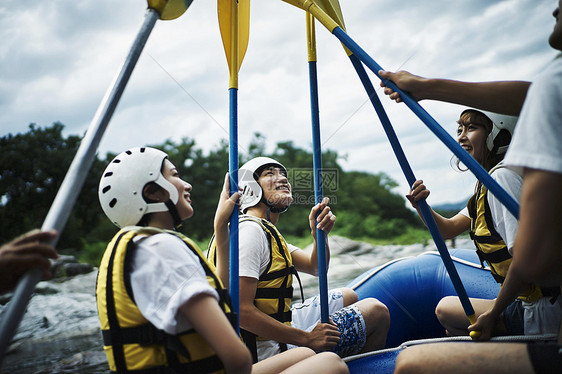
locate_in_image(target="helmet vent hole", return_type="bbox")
[125,150,132,155]
[113,159,121,164]
[102,186,111,194]
[104,172,113,177]
[140,147,146,153]
[109,198,117,208]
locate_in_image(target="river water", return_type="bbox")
[0,236,470,374]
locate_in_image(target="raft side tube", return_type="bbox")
[346,249,500,347]
[344,334,558,374]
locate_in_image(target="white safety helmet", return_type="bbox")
[98,147,179,228]
[239,157,289,213]
[482,111,518,155]
[460,109,518,155]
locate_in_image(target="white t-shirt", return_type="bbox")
[129,233,219,335]
[239,220,299,279]
[503,54,562,336]
[504,54,562,174]
[486,167,522,254]
[459,167,521,254]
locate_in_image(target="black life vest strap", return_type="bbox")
[266,310,293,323]
[102,325,193,360]
[489,271,506,284]
[241,329,259,363]
[471,231,505,244]
[109,355,225,374]
[259,267,293,281]
[162,343,224,374]
[110,367,169,374]
[256,267,304,303]
[475,247,511,283]
[541,286,562,304]
[102,324,167,346]
[207,233,217,264]
[291,266,305,303]
[256,286,293,299]
[475,247,512,265]
[105,231,133,373]
[240,328,288,364]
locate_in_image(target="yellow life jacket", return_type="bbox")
[469,182,546,303]
[207,215,303,362]
[96,227,234,373]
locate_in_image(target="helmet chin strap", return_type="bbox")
[270,205,289,214]
[164,199,183,230]
[261,197,289,222]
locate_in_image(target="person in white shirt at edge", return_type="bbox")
[380,1,562,373]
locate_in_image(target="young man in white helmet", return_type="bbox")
[96,147,349,374]
[211,156,390,362]
[385,2,562,372]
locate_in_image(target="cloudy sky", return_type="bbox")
[1,0,558,207]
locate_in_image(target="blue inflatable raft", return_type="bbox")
[343,248,500,373]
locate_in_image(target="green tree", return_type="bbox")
[163,137,230,242]
[1,125,422,264]
[334,171,422,238]
[0,123,109,253]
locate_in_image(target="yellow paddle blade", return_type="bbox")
[289,0,351,56]
[282,0,339,32]
[218,0,250,74]
[306,12,317,62]
[314,0,346,30]
[312,0,351,55]
[146,0,193,20]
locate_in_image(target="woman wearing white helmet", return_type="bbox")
[406,109,561,339]
[209,156,390,362]
[96,147,349,374]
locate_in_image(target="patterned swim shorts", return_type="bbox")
[330,305,367,357]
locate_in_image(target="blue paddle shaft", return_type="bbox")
[229,87,240,332]
[348,54,475,317]
[333,27,519,220]
[309,61,330,324]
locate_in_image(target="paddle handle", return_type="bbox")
[468,314,482,339]
[0,9,160,364]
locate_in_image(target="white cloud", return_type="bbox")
[1,0,559,206]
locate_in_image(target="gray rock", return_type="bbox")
[51,255,94,278]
